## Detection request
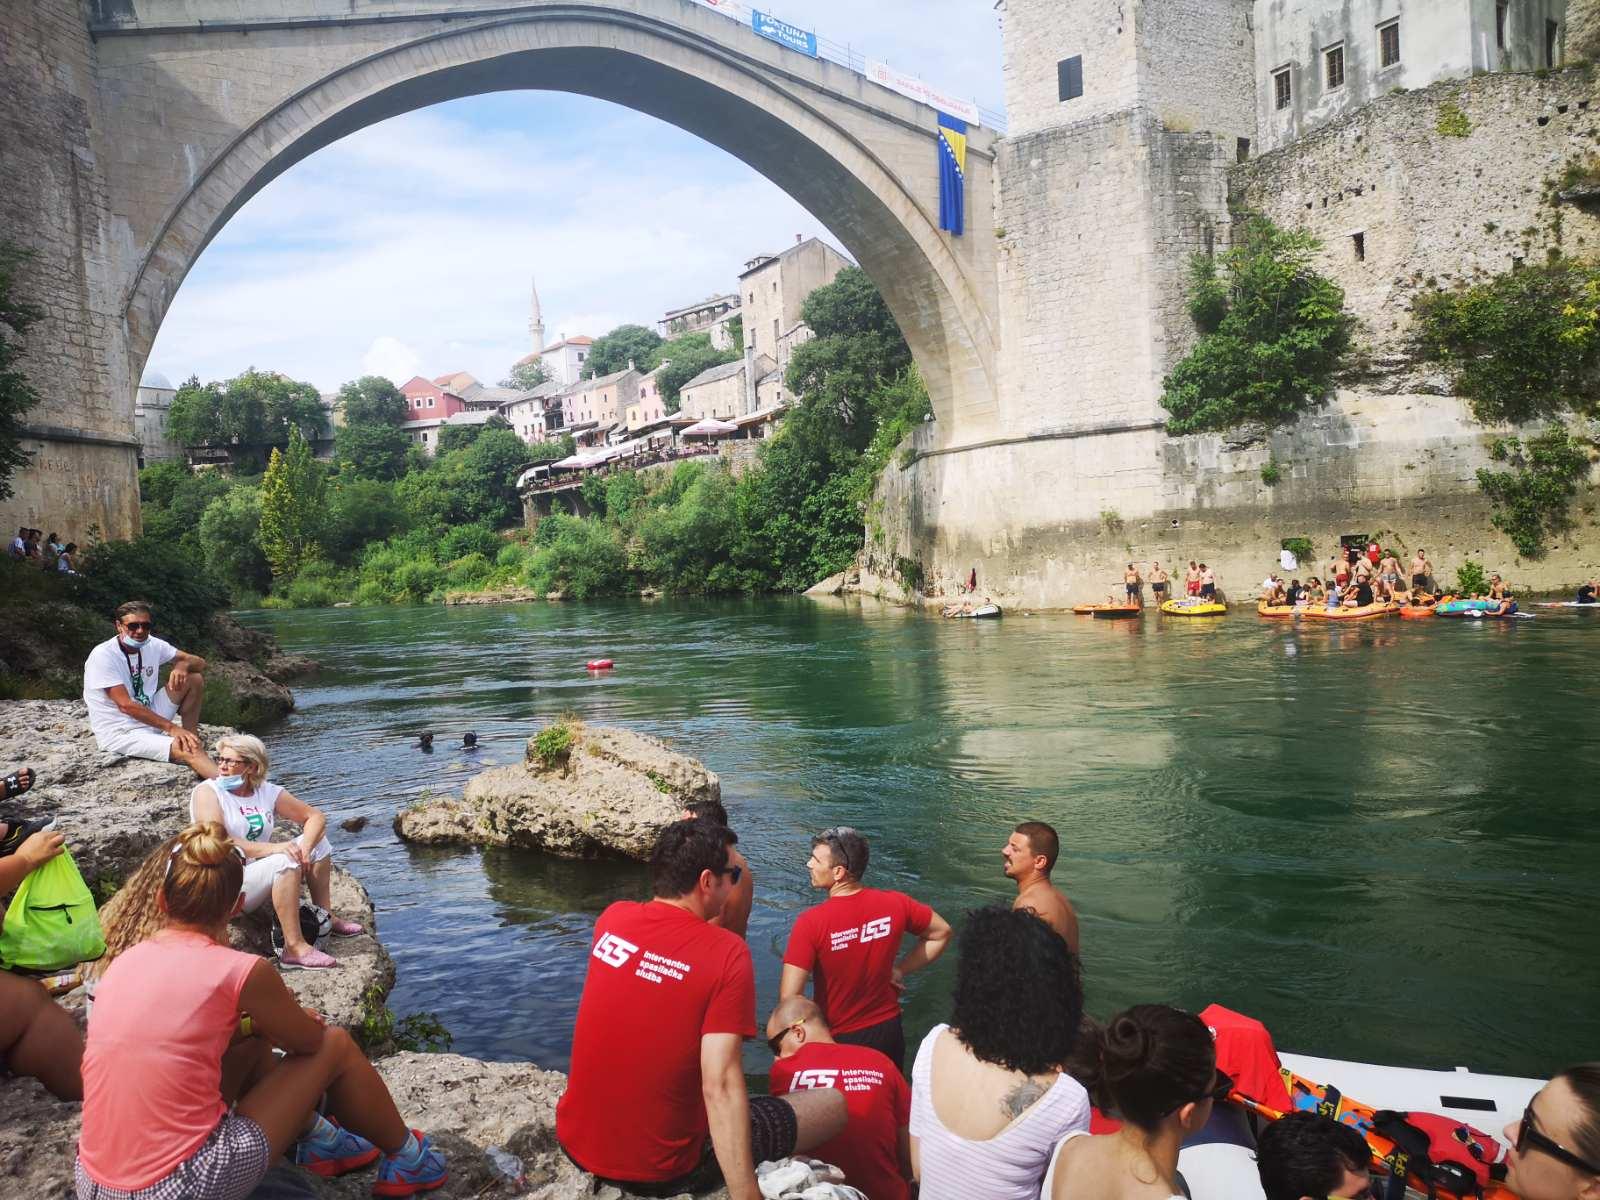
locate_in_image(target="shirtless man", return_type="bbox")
[1149,562,1170,605]
[1123,563,1143,608]
[1185,561,1201,596]
[1199,563,1218,600]
[682,799,754,938]
[1000,821,1080,955]
[1410,549,1433,595]
[1378,549,1403,592]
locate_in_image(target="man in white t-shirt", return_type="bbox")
[81,601,217,778]
[7,528,26,559]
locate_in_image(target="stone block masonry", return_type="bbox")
[0,2,141,541]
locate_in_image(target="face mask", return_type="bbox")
[213,773,246,793]
[119,633,149,649]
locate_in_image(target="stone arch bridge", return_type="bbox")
[1,0,1001,538]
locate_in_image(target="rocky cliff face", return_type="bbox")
[395,724,720,861]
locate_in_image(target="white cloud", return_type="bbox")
[145,1,1002,390]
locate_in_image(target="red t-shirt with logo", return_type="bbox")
[556,900,757,1182]
[782,889,932,1034]
[770,1041,911,1200]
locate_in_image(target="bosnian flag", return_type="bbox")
[937,112,967,237]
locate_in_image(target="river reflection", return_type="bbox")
[245,599,1600,1077]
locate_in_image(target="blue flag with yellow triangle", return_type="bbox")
[937,112,967,236]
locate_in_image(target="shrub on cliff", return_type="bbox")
[1474,426,1591,558]
[1413,259,1600,424]
[0,241,43,501]
[1160,217,1353,436]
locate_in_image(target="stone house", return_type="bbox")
[678,353,777,421]
[561,366,640,432]
[737,237,851,377]
[659,292,742,349]
[502,379,566,445]
[626,364,670,430]
[133,370,180,468]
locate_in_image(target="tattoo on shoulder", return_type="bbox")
[1001,1079,1046,1118]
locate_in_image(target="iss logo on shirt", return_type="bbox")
[829,915,893,952]
[790,1068,841,1090]
[593,933,639,968]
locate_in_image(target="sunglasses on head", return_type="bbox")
[1518,1103,1600,1176]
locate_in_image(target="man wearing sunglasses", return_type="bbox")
[780,826,951,1075]
[82,601,216,779]
[767,995,913,1200]
[557,820,844,1200]
[1256,1113,1381,1200]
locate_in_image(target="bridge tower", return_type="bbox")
[993,0,1256,436]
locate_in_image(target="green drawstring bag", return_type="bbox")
[0,849,106,971]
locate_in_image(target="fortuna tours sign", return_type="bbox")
[750,9,818,58]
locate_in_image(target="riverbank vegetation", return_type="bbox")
[0,242,42,501]
[128,267,924,608]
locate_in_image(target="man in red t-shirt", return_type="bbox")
[557,821,844,1199]
[768,996,912,1200]
[779,826,951,1075]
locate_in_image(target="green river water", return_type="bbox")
[240,598,1600,1080]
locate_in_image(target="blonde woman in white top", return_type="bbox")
[1045,1004,1232,1200]
[908,906,1090,1200]
[189,733,362,969]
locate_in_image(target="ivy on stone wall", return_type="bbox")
[0,241,43,502]
[1435,100,1472,138]
[1474,427,1591,558]
[1160,217,1353,436]
[1414,259,1600,425]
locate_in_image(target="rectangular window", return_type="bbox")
[1497,1,1509,51]
[773,319,780,347]
[1545,19,1559,67]
[1379,20,1400,69]
[1325,44,1344,89]
[1058,55,1084,102]
[1273,66,1292,110]
[426,397,435,408]
[1352,232,1365,261]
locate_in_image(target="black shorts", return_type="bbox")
[1412,573,1427,589]
[1152,582,1167,595]
[835,1013,907,1076]
[1200,584,1216,599]
[587,1096,798,1197]
[1125,583,1141,599]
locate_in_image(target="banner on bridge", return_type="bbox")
[865,59,981,128]
[751,10,819,58]
[692,0,752,23]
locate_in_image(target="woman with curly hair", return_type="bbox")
[76,822,446,1199]
[908,905,1089,1199]
[1044,1004,1231,1199]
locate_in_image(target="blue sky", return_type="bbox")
[145,0,1007,393]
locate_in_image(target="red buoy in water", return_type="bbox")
[586,659,614,671]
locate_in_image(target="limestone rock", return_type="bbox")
[207,659,295,729]
[209,612,278,664]
[263,654,320,682]
[805,571,846,596]
[442,587,541,606]
[395,725,719,861]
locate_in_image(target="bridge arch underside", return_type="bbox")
[126,14,997,429]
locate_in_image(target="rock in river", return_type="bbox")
[395,724,720,860]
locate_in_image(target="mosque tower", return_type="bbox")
[528,274,546,358]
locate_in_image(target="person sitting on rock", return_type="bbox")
[82,600,217,779]
[768,995,913,1200]
[189,734,362,971]
[682,798,753,939]
[556,820,845,1199]
[76,822,447,1199]
[0,817,84,1102]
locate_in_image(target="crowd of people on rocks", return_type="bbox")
[0,599,1597,1199]
[8,525,79,574]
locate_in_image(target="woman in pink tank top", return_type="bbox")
[76,823,447,1199]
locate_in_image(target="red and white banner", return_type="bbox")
[865,59,981,127]
[693,0,752,23]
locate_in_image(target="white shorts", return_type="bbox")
[92,690,180,762]
[240,837,335,913]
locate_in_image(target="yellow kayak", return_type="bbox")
[1161,598,1227,617]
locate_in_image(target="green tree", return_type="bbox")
[324,477,411,564]
[435,414,510,455]
[336,375,408,426]
[166,368,327,453]
[1160,216,1353,435]
[1414,259,1600,425]
[784,266,914,452]
[258,429,327,582]
[725,314,745,354]
[334,421,412,481]
[166,376,225,448]
[583,324,664,379]
[198,485,272,597]
[0,243,43,500]
[499,359,549,390]
[1475,427,1592,557]
[139,463,231,560]
[656,332,738,412]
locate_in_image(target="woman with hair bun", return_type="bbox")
[1502,1064,1600,1200]
[908,906,1090,1199]
[76,822,446,1199]
[1044,1004,1230,1199]
[190,733,362,970]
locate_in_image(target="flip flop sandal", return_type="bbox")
[2,770,34,802]
[0,816,48,858]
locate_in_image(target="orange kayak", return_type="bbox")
[1256,602,1301,619]
[1303,602,1400,621]
[1400,605,1437,619]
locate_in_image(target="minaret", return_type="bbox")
[528,275,546,358]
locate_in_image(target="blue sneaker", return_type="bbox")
[293,1117,380,1178]
[371,1130,447,1197]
